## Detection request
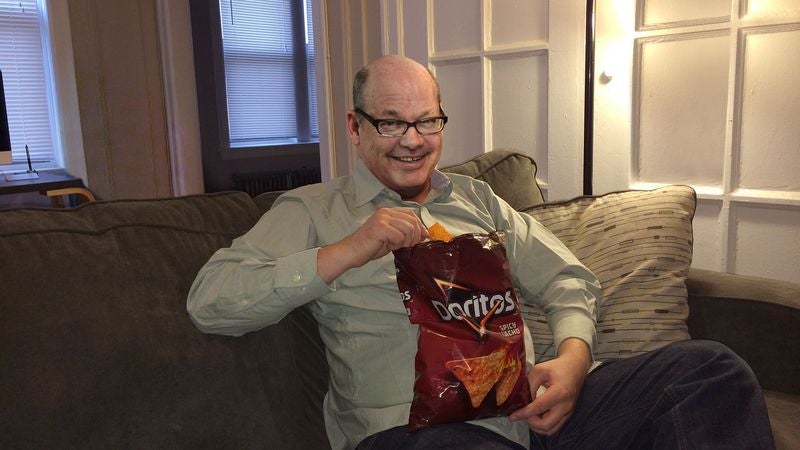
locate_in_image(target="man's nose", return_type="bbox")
[400,126,424,148]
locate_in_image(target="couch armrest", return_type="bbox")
[685,268,800,394]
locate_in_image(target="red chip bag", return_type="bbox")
[393,231,531,431]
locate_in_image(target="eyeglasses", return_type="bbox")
[355,108,448,137]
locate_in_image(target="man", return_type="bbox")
[187,55,774,449]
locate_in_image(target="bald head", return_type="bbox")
[345,55,445,203]
[352,55,441,111]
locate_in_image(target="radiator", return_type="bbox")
[232,169,321,197]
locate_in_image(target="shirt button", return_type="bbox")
[293,271,303,282]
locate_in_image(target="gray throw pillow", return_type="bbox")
[440,149,545,210]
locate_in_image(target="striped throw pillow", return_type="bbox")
[522,185,696,361]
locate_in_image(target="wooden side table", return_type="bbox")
[0,172,95,207]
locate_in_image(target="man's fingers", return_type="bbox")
[510,383,574,436]
[366,208,428,250]
[512,395,572,436]
[384,223,419,249]
[530,410,572,436]
[386,214,426,247]
[396,209,428,241]
[509,393,550,421]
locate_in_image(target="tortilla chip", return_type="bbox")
[428,222,454,242]
[495,357,521,406]
[445,347,508,408]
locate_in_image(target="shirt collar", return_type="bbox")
[353,159,453,207]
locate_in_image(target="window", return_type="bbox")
[218,0,318,148]
[0,0,60,169]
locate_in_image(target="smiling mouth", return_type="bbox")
[392,154,426,163]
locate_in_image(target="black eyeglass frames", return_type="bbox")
[355,108,448,137]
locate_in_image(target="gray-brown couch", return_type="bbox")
[1,150,797,449]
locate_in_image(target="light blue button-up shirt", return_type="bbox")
[187,160,600,449]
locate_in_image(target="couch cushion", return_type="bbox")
[521,186,696,361]
[763,390,800,450]
[0,192,328,449]
[440,149,545,210]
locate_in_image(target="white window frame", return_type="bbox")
[0,0,85,177]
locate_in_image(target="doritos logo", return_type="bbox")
[430,277,516,340]
[431,277,516,322]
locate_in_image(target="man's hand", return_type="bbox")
[317,208,428,283]
[509,338,591,436]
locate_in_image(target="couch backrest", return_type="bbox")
[0,192,328,449]
[253,149,546,213]
[0,150,543,448]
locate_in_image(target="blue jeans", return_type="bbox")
[357,340,775,449]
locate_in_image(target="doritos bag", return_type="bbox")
[393,230,531,431]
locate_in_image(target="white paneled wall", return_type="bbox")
[732,204,800,281]
[635,32,729,186]
[323,0,798,282]
[595,0,800,283]
[382,0,585,200]
[428,1,551,171]
[640,0,731,26]
[738,27,800,191]
[435,60,483,167]
[491,54,549,183]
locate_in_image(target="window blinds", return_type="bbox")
[219,0,317,146]
[0,0,56,164]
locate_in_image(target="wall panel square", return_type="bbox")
[640,0,731,28]
[691,198,724,271]
[490,53,548,183]
[432,0,481,53]
[635,32,729,186]
[732,203,800,282]
[435,60,483,166]
[490,0,547,46]
[744,0,800,19]
[737,27,800,191]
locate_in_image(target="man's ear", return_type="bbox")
[346,110,361,145]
